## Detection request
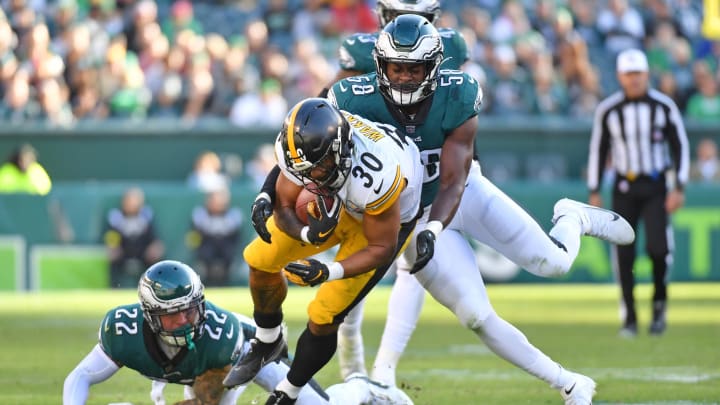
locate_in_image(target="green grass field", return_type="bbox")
[1,283,718,405]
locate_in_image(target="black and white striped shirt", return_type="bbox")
[587,88,690,192]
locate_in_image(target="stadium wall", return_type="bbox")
[1,119,719,181]
[0,181,717,290]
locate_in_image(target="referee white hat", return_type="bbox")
[617,49,649,73]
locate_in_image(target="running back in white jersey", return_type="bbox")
[276,111,422,224]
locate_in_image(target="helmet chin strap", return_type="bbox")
[185,329,196,351]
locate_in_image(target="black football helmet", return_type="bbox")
[376,0,441,27]
[374,14,444,106]
[276,98,353,196]
[138,260,206,349]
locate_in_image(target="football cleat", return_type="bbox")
[553,198,635,245]
[618,321,638,339]
[223,334,288,388]
[560,373,596,405]
[265,390,296,405]
[649,300,667,336]
[346,372,414,405]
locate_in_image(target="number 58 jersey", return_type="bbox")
[278,111,423,224]
[328,71,482,208]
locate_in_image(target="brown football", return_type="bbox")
[295,188,321,224]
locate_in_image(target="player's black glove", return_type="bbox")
[284,259,329,287]
[410,221,443,274]
[251,192,273,243]
[304,195,340,245]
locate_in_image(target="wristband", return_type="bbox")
[327,262,344,281]
[256,192,271,202]
[300,226,311,244]
[424,220,443,237]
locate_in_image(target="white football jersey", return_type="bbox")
[277,111,422,224]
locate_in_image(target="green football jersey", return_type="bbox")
[328,70,482,207]
[338,28,469,73]
[99,301,255,384]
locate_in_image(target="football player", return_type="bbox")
[250,0,471,249]
[332,0,468,83]
[62,260,329,405]
[221,98,422,405]
[326,14,635,404]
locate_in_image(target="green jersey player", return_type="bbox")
[63,260,329,405]
[331,15,631,405]
[336,0,468,80]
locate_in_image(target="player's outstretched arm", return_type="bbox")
[63,344,120,405]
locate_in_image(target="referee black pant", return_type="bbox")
[611,175,672,323]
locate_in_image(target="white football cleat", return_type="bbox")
[560,373,597,405]
[553,198,635,245]
[345,372,414,405]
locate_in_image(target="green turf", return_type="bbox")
[1,283,718,404]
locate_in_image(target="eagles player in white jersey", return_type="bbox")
[222,98,421,405]
[62,260,330,405]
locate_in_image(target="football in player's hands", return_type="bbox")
[295,188,338,224]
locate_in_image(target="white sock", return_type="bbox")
[549,215,583,263]
[371,270,425,385]
[255,326,281,344]
[337,301,367,379]
[477,312,568,388]
[276,378,302,399]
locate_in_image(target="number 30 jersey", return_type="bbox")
[328,70,482,208]
[277,110,423,224]
[99,301,255,384]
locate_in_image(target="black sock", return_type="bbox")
[286,327,337,387]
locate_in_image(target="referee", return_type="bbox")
[586,49,690,337]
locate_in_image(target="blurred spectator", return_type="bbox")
[103,187,164,288]
[552,7,590,87]
[486,45,533,115]
[263,0,294,53]
[531,56,568,116]
[596,0,645,55]
[161,0,203,44]
[489,0,530,45]
[108,58,150,119]
[569,0,602,50]
[689,138,720,183]
[0,73,39,123]
[18,23,66,85]
[0,143,51,195]
[187,150,230,193]
[329,0,376,37]
[229,78,287,128]
[685,71,720,121]
[181,51,213,123]
[36,77,74,127]
[185,188,243,286]
[568,67,602,118]
[245,143,277,190]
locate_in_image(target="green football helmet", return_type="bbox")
[138,260,206,349]
[374,14,444,106]
[376,0,441,26]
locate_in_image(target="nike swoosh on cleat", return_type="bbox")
[587,206,620,221]
[564,382,577,395]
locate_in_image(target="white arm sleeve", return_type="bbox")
[63,344,120,405]
[150,380,166,405]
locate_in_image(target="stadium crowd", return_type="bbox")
[0,0,714,128]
